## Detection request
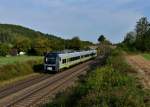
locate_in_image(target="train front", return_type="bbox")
[44,53,59,72]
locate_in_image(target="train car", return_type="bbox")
[44,50,97,72]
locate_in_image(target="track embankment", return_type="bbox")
[0,56,104,107]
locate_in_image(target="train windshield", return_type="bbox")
[45,53,57,64]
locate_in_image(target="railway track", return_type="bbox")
[0,74,52,99]
[0,58,98,107]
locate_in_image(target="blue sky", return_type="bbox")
[0,0,150,43]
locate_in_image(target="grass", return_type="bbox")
[45,49,150,107]
[0,56,43,66]
[142,53,150,60]
[0,57,43,83]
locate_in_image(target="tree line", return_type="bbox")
[120,17,150,52]
[0,24,93,56]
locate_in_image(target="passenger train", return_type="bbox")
[44,50,97,72]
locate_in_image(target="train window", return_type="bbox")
[75,56,80,60]
[69,58,72,61]
[84,54,89,57]
[91,53,95,56]
[68,56,80,62]
[67,58,70,62]
[62,59,66,64]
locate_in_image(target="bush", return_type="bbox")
[107,49,130,73]
[0,59,42,82]
[0,43,10,56]
[76,67,147,107]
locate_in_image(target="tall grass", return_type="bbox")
[45,49,150,107]
[0,56,42,66]
[142,53,150,60]
[77,67,147,107]
[0,59,43,82]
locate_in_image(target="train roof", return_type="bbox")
[45,50,96,58]
[58,50,96,58]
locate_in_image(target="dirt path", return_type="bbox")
[126,55,150,89]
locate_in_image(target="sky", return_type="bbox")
[0,0,150,43]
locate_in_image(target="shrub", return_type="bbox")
[76,67,147,107]
[0,43,10,56]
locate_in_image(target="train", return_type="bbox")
[44,50,97,72]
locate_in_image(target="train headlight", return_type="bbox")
[45,58,48,62]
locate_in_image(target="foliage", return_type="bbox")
[0,31,13,43]
[121,17,150,52]
[98,35,106,43]
[0,43,10,56]
[0,56,42,66]
[32,37,51,55]
[0,24,93,56]
[76,67,147,107]
[142,53,150,60]
[123,32,136,49]
[0,58,43,82]
[97,36,112,56]
[67,37,83,50]
[135,17,150,37]
[13,36,31,52]
[97,44,112,56]
[139,30,150,51]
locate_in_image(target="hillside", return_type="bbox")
[0,24,93,56]
[0,24,63,43]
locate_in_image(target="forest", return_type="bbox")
[0,24,93,56]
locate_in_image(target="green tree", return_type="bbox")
[123,32,136,46]
[135,17,150,51]
[13,36,31,53]
[33,37,51,55]
[98,35,106,43]
[0,43,10,56]
[69,36,83,50]
[121,31,136,51]
[0,31,12,43]
[136,17,150,37]
[97,35,112,55]
[142,30,150,51]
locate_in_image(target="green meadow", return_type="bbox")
[0,56,43,66]
[142,53,150,60]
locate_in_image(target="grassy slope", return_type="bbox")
[0,56,43,83]
[142,53,150,60]
[0,56,43,66]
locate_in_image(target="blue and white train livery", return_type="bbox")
[44,50,97,72]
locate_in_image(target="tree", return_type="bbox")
[135,17,150,51]
[68,36,83,50]
[13,36,31,53]
[0,31,12,43]
[141,30,150,51]
[0,43,10,56]
[122,31,136,51]
[123,31,136,45]
[32,37,51,55]
[97,35,112,55]
[136,17,150,37]
[98,35,106,43]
